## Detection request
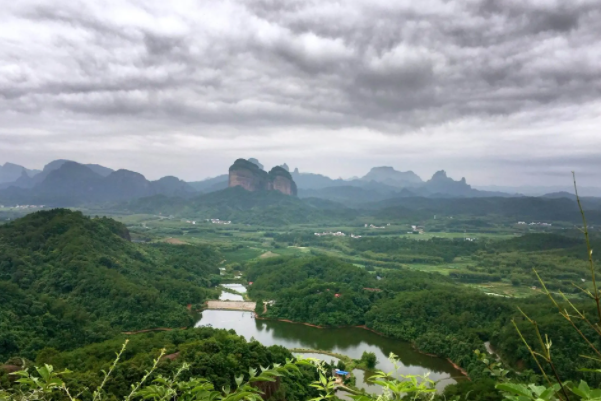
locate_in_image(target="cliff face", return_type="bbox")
[229,159,269,192]
[228,159,297,196]
[268,166,297,196]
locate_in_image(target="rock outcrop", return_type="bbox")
[228,159,297,196]
[229,159,269,192]
[422,170,472,196]
[268,166,297,196]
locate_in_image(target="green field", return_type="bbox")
[73,209,596,299]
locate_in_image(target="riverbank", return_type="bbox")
[291,348,356,368]
[256,316,470,378]
[291,349,369,397]
[196,309,463,392]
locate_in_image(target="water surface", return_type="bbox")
[195,310,463,393]
[221,283,247,293]
[218,284,247,301]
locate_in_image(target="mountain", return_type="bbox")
[299,186,388,204]
[229,159,297,196]
[0,162,194,206]
[191,164,504,201]
[151,176,196,197]
[0,163,40,184]
[290,168,343,189]
[102,169,153,200]
[0,209,220,360]
[86,163,114,177]
[542,191,577,200]
[542,191,601,210]
[476,185,601,197]
[188,174,228,193]
[290,168,392,191]
[361,166,423,187]
[367,195,601,223]
[418,170,473,196]
[296,170,509,205]
[41,159,113,177]
[0,159,115,189]
[34,161,105,203]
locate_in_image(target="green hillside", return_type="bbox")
[0,209,220,361]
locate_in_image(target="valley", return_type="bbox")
[1,159,600,401]
[4,2,600,398]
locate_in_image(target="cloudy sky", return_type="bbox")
[1,0,600,187]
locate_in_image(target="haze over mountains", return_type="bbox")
[0,158,598,210]
[0,160,195,206]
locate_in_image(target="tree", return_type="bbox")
[360,351,377,369]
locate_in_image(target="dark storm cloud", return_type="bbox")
[1,0,598,126]
[0,0,600,184]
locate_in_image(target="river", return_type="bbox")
[219,283,246,301]
[195,310,464,393]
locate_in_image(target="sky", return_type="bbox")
[1,0,600,187]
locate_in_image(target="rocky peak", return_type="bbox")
[228,159,297,196]
[268,166,297,196]
[424,170,472,196]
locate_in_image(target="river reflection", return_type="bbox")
[195,310,464,392]
[219,284,246,301]
[220,283,247,293]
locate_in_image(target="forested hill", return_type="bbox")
[247,256,599,383]
[0,209,220,361]
[118,186,358,225]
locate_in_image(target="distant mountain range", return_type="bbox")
[0,161,195,206]
[0,162,41,184]
[0,158,598,208]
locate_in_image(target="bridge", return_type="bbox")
[205,300,256,311]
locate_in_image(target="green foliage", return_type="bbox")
[443,379,503,401]
[0,338,312,401]
[0,209,220,361]
[359,352,377,369]
[349,237,480,264]
[121,187,357,226]
[348,354,436,401]
[247,256,378,326]
[495,383,561,401]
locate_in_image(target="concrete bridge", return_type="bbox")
[205,300,256,311]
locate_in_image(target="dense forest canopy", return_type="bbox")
[0,209,220,361]
[246,255,601,384]
[2,204,601,401]
[19,327,319,401]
